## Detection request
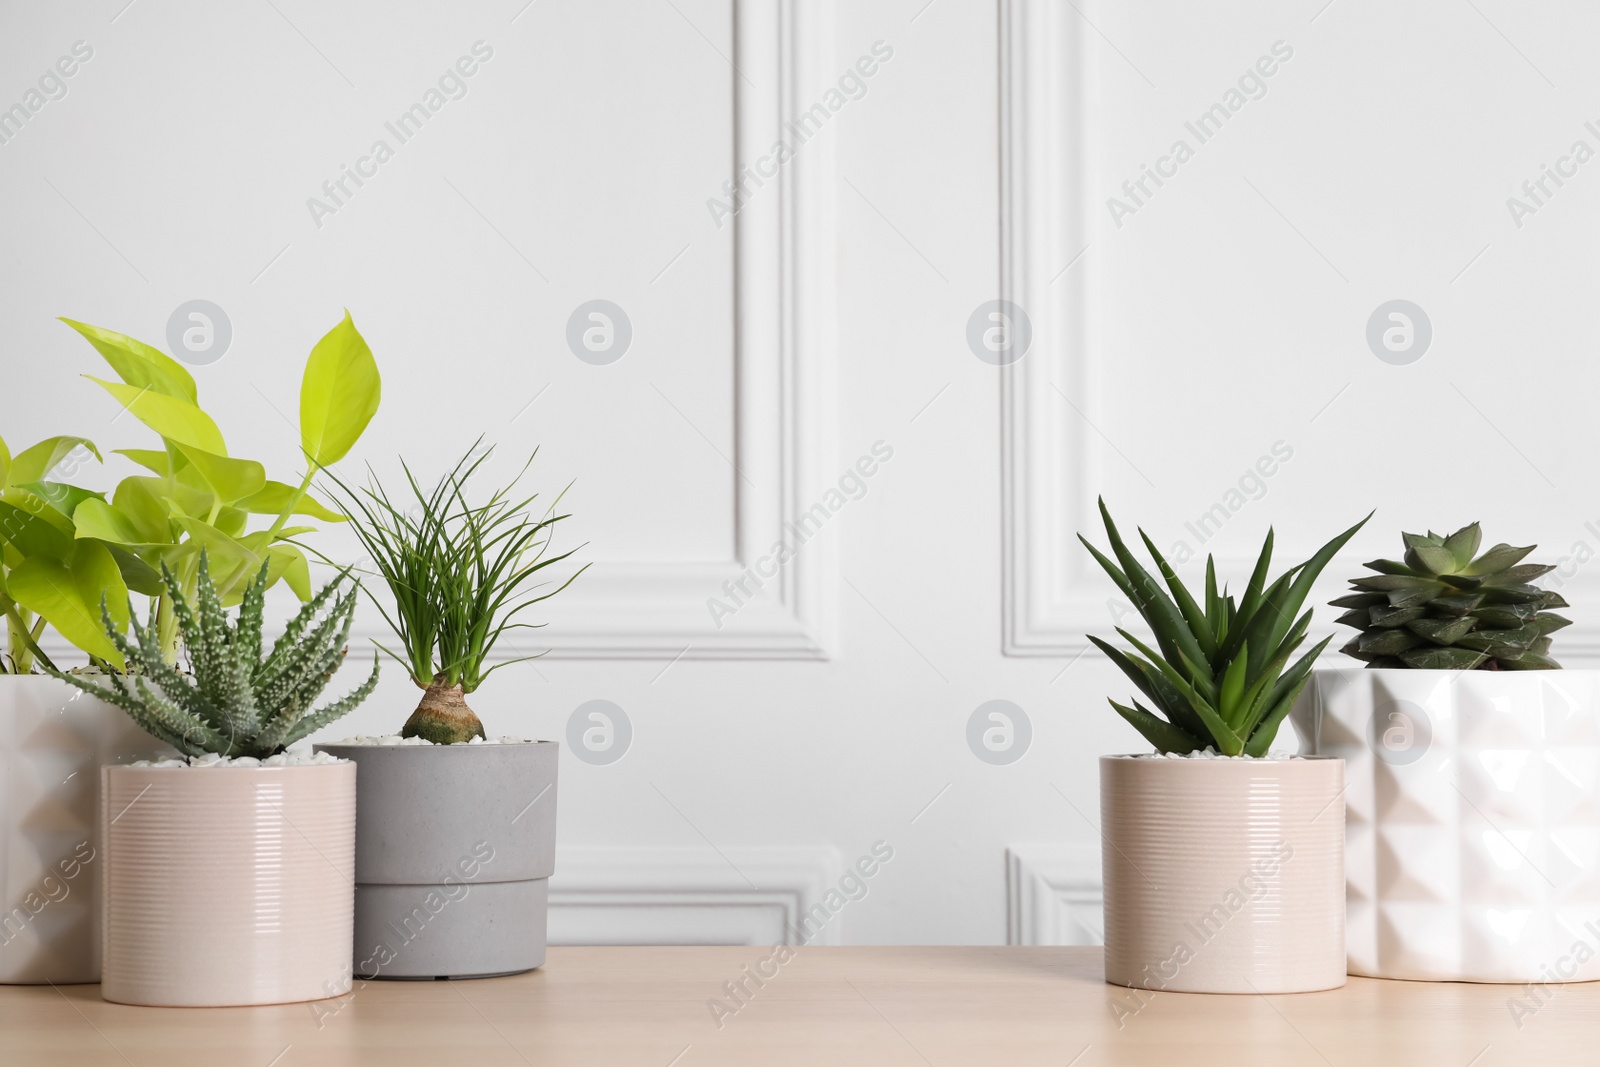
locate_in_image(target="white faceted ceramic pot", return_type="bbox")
[0,677,170,984]
[1100,754,1347,994]
[100,761,355,1006]
[1291,668,1600,983]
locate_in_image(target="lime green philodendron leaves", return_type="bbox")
[0,433,123,671]
[301,311,381,468]
[1082,500,1370,757]
[86,379,227,454]
[59,318,198,402]
[9,436,101,485]
[0,313,381,672]
[8,541,130,666]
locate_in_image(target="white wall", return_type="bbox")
[2,0,1592,946]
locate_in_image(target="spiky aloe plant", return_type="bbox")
[50,553,379,758]
[1082,500,1369,756]
[1332,523,1569,670]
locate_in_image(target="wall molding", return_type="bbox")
[1006,843,1103,947]
[999,0,1105,658]
[996,0,1600,666]
[31,5,837,665]
[548,845,843,947]
[483,0,838,661]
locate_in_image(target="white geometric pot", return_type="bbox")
[1100,754,1347,994]
[101,761,356,1006]
[0,676,169,984]
[1291,668,1600,983]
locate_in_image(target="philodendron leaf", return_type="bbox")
[111,479,178,543]
[73,498,165,547]
[300,311,380,468]
[214,506,249,538]
[87,377,226,454]
[0,435,9,488]
[19,482,103,520]
[173,444,266,505]
[113,448,174,475]
[266,544,312,600]
[105,544,164,597]
[236,481,346,521]
[8,540,129,668]
[59,318,198,402]
[119,473,212,524]
[9,436,102,485]
[0,500,75,559]
[171,515,262,591]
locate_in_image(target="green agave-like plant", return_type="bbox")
[51,553,379,759]
[1082,500,1369,756]
[1,312,380,674]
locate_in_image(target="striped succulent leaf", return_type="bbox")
[51,552,378,758]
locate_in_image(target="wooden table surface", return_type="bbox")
[5,946,1594,1065]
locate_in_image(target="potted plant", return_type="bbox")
[55,555,379,1006]
[1082,499,1366,994]
[0,312,379,984]
[315,443,585,980]
[1291,523,1600,982]
[0,435,161,984]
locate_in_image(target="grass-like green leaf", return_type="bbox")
[317,439,587,737]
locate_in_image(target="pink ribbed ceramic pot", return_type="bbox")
[1100,755,1346,994]
[100,762,355,1006]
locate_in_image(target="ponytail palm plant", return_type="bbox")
[323,442,586,744]
[1082,500,1369,756]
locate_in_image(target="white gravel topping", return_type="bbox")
[1128,747,1302,760]
[327,734,530,746]
[127,750,347,769]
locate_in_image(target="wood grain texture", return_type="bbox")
[2,946,1594,1065]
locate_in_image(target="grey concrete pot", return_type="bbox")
[314,740,557,980]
